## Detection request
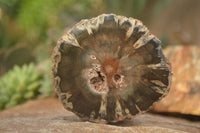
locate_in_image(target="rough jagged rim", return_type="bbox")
[51,13,172,123]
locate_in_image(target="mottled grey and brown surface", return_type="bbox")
[153,45,200,115]
[0,98,199,133]
[52,14,172,123]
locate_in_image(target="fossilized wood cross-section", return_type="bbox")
[52,14,172,123]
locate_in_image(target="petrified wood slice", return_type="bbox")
[52,14,172,123]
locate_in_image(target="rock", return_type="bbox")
[0,98,199,133]
[52,14,172,123]
[153,45,200,115]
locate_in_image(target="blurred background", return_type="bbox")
[0,0,200,119]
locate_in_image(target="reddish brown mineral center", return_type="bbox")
[52,14,172,123]
[102,58,120,87]
[86,54,126,94]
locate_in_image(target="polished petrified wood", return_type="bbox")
[52,14,172,123]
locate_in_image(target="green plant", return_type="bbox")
[0,0,94,49]
[0,63,42,110]
[37,60,53,98]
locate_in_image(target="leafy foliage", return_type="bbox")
[37,60,53,98]
[0,63,42,110]
[0,0,93,49]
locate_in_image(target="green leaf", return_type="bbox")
[27,82,41,91]
[24,91,34,99]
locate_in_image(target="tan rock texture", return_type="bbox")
[153,45,200,115]
[0,98,199,133]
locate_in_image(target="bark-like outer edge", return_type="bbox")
[51,13,172,123]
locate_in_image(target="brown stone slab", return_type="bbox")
[153,45,200,116]
[0,98,199,133]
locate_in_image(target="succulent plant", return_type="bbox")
[0,63,42,110]
[37,60,53,98]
